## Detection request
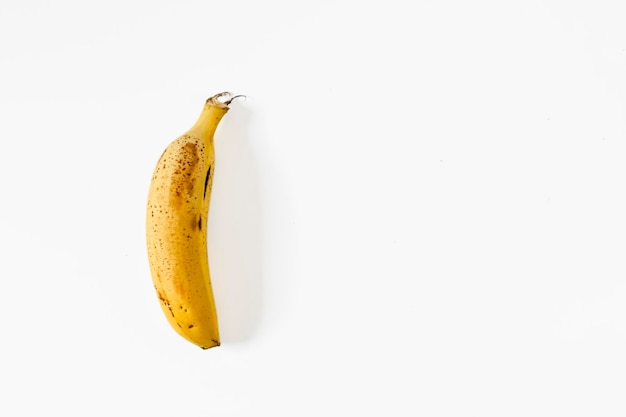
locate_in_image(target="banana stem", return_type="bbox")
[224,95,246,105]
[205,92,245,107]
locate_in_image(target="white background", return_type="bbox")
[1,0,626,415]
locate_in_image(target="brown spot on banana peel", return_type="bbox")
[203,166,211,199]
[190,214,202,231]
[156,289,180,322]
[156,289,170,306]
[169,142,199,208]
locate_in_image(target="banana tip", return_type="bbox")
[200,341,221,350]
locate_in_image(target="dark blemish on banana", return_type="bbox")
[188,324,194,329]
[198,217,202,230]
[203,166,211,199]
[157,290,170,306]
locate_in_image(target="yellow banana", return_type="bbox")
[146,92,235,349]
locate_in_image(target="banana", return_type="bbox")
[146,92,236,349]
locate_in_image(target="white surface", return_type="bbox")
[1,0,626,415]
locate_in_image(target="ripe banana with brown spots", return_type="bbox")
[146,92,236,349]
